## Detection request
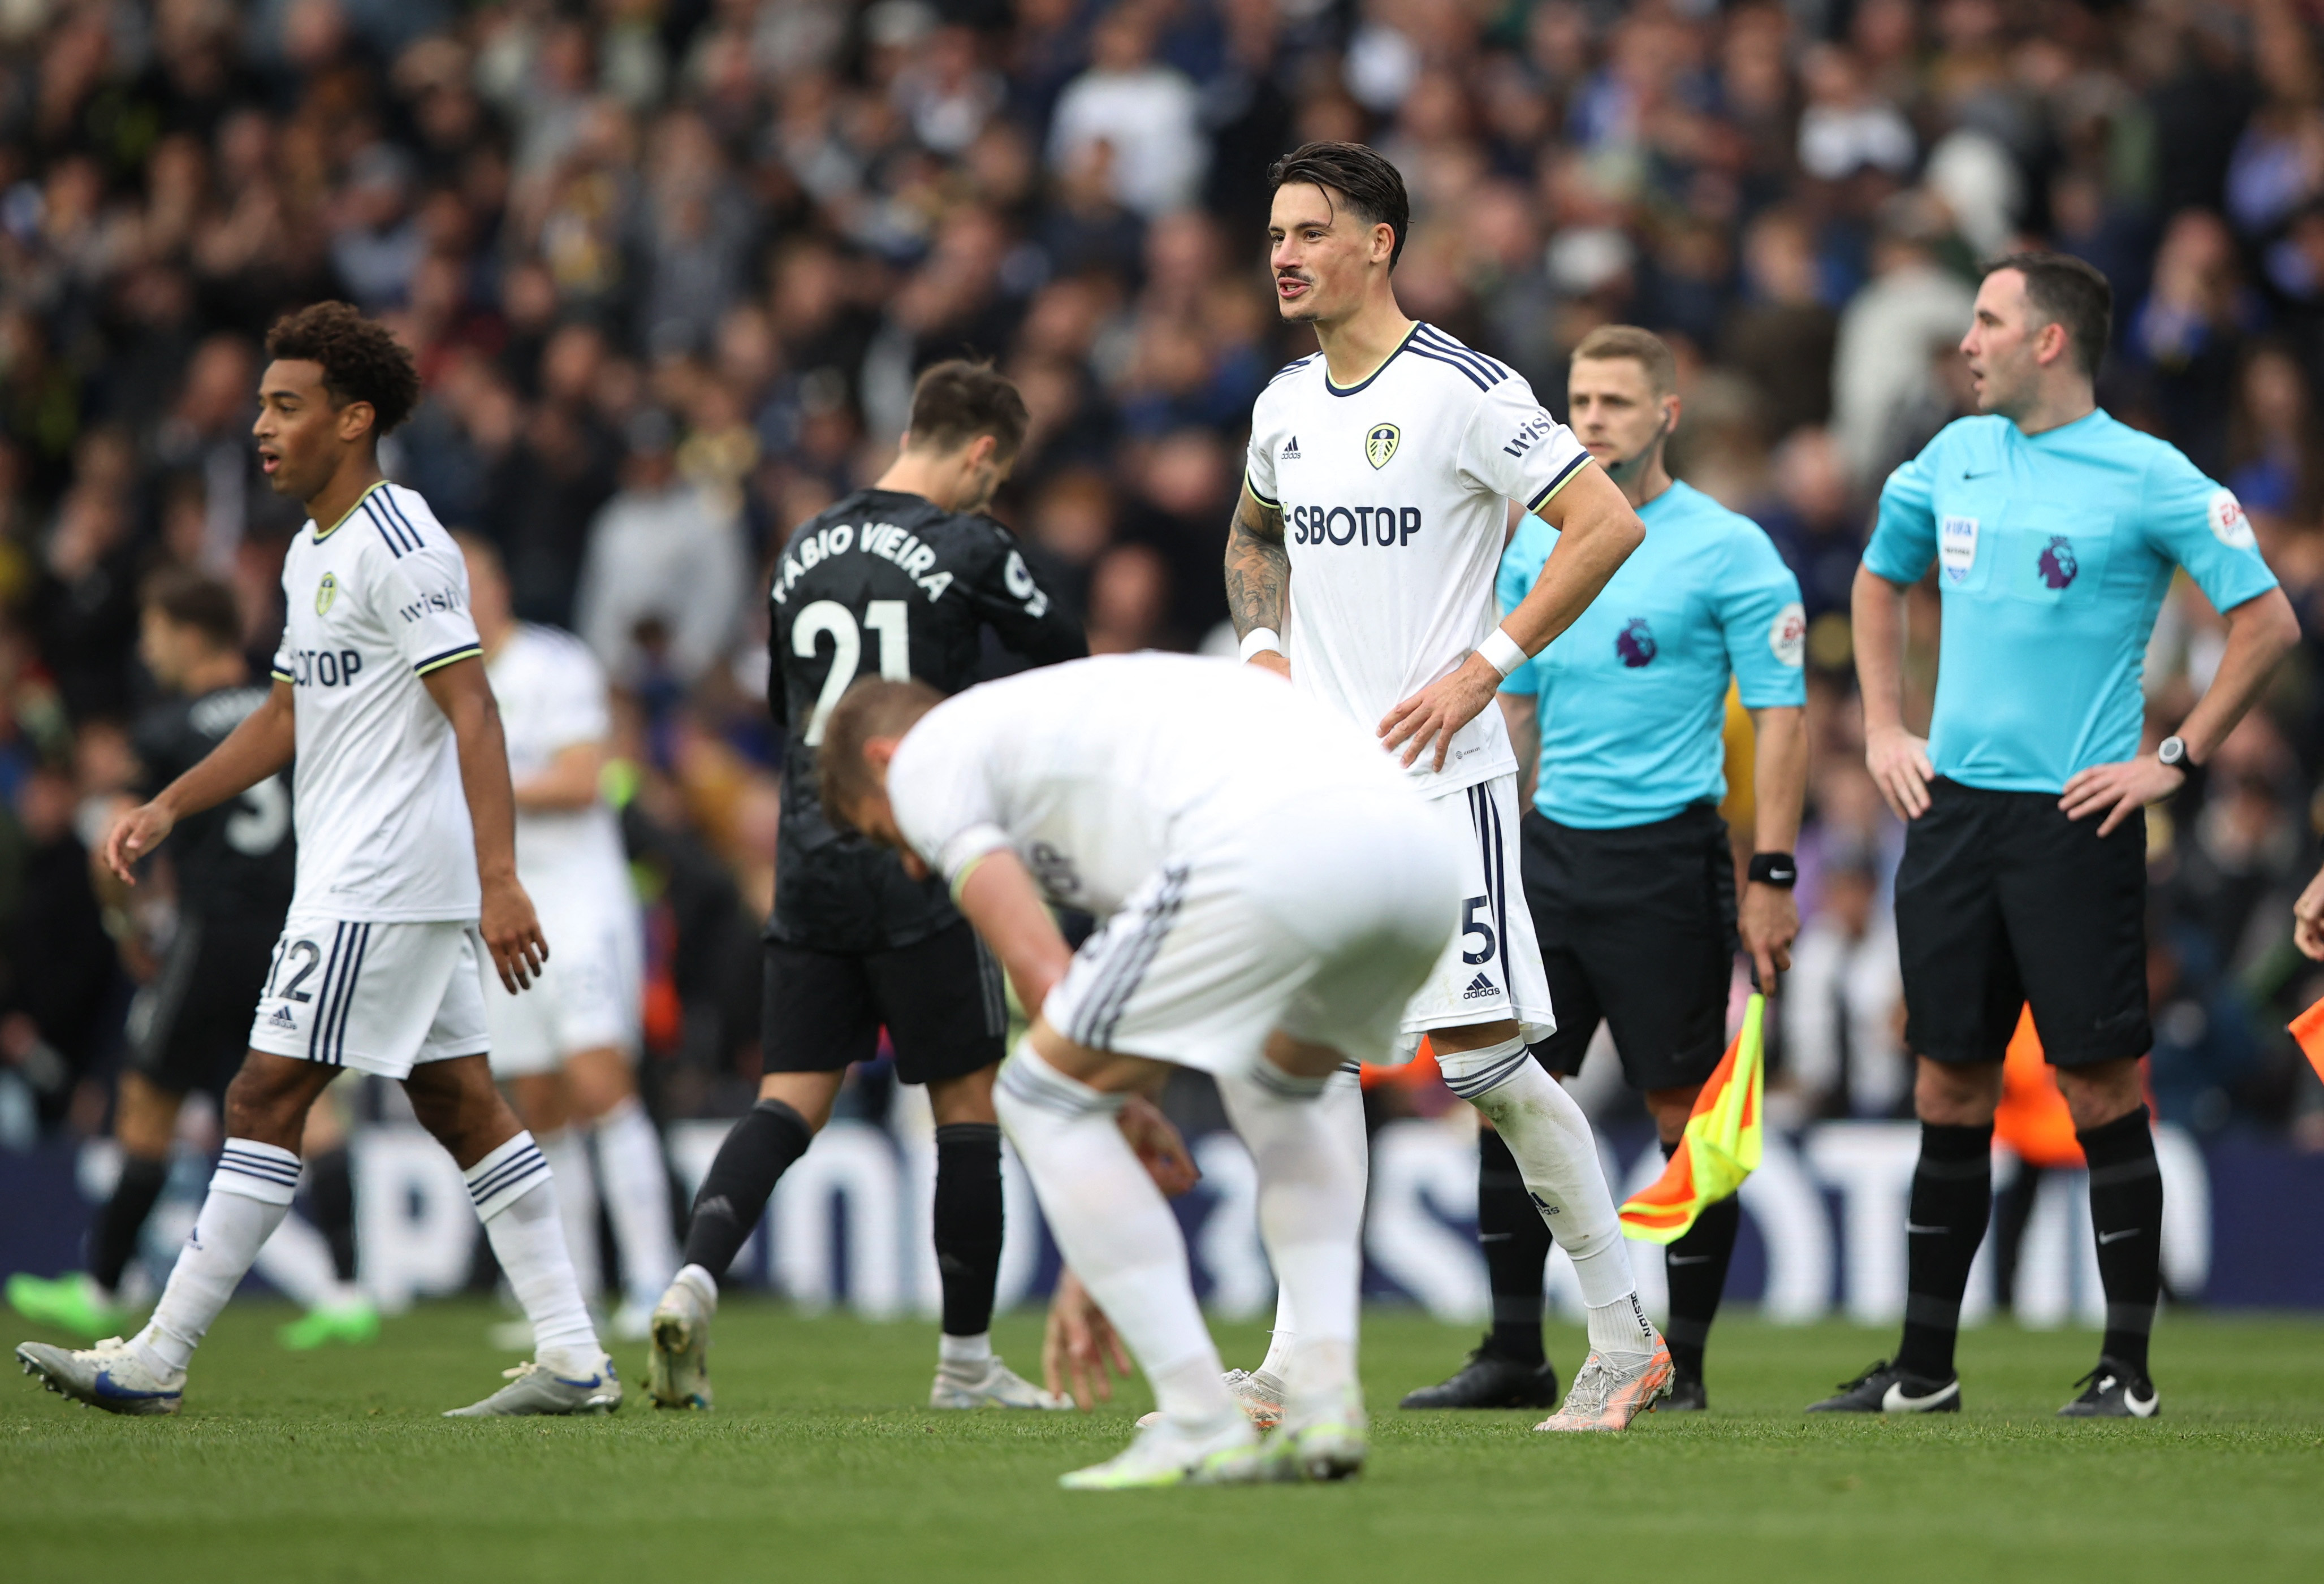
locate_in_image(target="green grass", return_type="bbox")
[3,1301,2321,1583]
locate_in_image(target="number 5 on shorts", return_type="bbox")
[1460,896,1496,965]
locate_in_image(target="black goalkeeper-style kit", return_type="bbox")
[763,486,1084,1083]
[128,684,297,1099]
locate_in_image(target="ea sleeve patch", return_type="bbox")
[1768,601,1807,668]
[2208,487,2256,550]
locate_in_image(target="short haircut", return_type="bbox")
[818,677,945,828]
[1984,251,2113,379]
[905,360,1029,461]
[1571,324,1678,396]
[264,300,422,436]
[142,566,242,651]
[1268,141,1410,270]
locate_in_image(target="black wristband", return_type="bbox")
[1748,851,1797,889]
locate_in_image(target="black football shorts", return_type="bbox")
[762,919,1007,1086]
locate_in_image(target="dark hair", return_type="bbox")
[1984,252,2113,379]
[263,300,422,437]
[818,677,945,827]
[1571,324,1678,396]
[905,360,1029,460]
[142,566,242,651]
[1267,141,1411,270]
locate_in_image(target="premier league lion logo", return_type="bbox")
[2037,535,2078,590]
[1615,617,1657,668]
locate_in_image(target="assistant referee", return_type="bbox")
[1813,253,2297,1418]
[1401,326,1809,1415]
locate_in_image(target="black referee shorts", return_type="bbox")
[1521,803,1737,1094]
[126,913,279,1100]
[762,919,1007,1087]
[1895,777,2150,1068]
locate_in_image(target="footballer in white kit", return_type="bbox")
[21,304,610,1421]
[249,478,496,1074]
[477,622,641,1077]
[823,656,1462,1487]
[461,530,677,1339]
[1223,142,1674,1434]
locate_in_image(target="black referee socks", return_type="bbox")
[1895,1120,1993,1381]
[1661,1138,1739,1383]
[933,1122,1005,1339]
[1478,1126,1553,1364]
[2078,1105,2162,1374]
[681,1098,814,1279]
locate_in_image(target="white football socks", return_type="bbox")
[1216,1059,1365,1413]
[1586,1291,1659,1363]
[938,1331,993,1373]
[133,1138,301,1376]
[1465,1052,1638,1309]
[593,1094,680,1308]
[465,1132,603,1371]
[534,1127,602,1302]
[994,1045,1234,1430]
[1254,1069,1367,1382]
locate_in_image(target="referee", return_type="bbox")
[1401,326,1809,1414]
[1811,253,2297,1417]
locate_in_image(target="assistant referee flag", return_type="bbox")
[1619,994,1766,1242]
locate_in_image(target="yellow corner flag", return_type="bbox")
[2288,995,2324,1084]
[1619,993,1765,1244]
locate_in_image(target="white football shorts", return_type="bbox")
[485,898,644,1076]
[1039,791,1463,1077]
[247,914,490,1079]
[1398,772,1557,1066]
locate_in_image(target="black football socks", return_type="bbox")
[89,1153,171,1295]
[681,1098,814,1278]
[306,1144,359,1283]
[1661,1138,1739,1382]
[1478,1126,1552,1364]
[933,1122,1005,1340]
[2078,1105,2162,1374]
[1894,1120,1993,1381]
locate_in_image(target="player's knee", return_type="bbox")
[1912,1056,2001,1126]
[2055,1060,2143,1131]
[562,1048,634,1119]
[1644,1084,1699,1143]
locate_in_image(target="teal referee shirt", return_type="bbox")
[1497,479,1807,828]
[1861,412,2280,794]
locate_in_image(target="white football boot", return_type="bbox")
[1057,1410,1258,1490]
[444,1356,623,1417]
[646,1269,714,1410]
[1534,1338,1674,1432]
[1137,1365,1286,1430]
[17,1336,183,1416]
[930,1354,1070,1409]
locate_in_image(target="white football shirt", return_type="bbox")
[1243,322,1595,796]
[486,622,631,914]
[888,653,1414,916]
[270,481,483,921]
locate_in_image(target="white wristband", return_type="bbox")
[1238,627,1284,662]
[1476,626,1527,678]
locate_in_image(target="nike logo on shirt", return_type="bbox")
[2097,1228,2142,1244]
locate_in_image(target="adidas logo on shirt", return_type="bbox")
[1281,436,1301,460]
[269,1005,297,1029]
[1462,972,1498,1001]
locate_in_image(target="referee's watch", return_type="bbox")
[2157,735,2190,769]
[1747,852,1797,889]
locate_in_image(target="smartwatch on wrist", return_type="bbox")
[1748,851,1797,889]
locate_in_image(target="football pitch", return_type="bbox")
[3,1302,2319,1583]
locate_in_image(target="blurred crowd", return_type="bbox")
[3,0,2324,1155]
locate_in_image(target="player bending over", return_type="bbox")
[17,302,615,1417]
[1227,141,1668,1430]
[646,361,1085,1413]
[460,534,677,1343]
[827,656,1460,1487]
